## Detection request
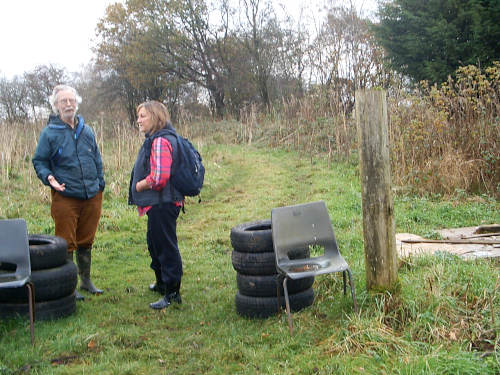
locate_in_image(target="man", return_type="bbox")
[33,85,105,300]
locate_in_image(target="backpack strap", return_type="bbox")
[163,127,192,212]
[74,117,85,140]
[164,128,186,211]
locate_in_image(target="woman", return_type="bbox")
[128,101,184,310]
[32,84,105,301]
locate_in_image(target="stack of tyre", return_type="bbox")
[0,235,77,321]
[231,219,314,318]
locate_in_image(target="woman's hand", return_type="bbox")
[136,179,151,192]
[48,175,66,192]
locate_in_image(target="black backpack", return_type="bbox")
[165,128,205,197]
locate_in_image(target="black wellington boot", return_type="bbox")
[67,252,85,301]
[77,247,103,294]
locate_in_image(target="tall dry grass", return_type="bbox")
[0,121,44,193]
[235,89,355,166]
[95,120,142,198]
[234,62,499,197]
[0,120,142,208]
[1,63,498,200]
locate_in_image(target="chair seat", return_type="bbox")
[277,255,349,279]
[0,273,31,288]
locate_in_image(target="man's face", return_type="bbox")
[56,90,77,121]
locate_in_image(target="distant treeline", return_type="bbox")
[2,0,499,125]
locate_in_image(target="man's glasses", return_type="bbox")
[58,98,76,105]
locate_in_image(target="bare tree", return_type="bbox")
[0,76,30,123]
[235,0,308,110]
[308,1,386,114]
[24,64,68,121]
[154,0,231,118]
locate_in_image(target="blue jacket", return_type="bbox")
[32,115,105,200]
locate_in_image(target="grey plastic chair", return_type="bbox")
[0,219,35,344]
[272,201,358,334]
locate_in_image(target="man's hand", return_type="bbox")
[48,175,66,192]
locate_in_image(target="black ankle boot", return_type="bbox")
[149,291,182,310]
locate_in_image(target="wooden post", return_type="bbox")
[355,89,398,291]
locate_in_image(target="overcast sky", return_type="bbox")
[0,0,377,79]
[0,0,117,77]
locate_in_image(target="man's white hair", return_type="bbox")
[49,85,82,114]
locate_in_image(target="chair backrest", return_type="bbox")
[0,219,31,277]
[272,201,339,263]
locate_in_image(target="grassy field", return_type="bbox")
[0,141,499,374]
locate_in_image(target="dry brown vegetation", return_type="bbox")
[390,63,500,196]
[233,63,500,198]
[1,63,499,199]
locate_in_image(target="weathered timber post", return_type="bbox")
[355,89,398,291]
